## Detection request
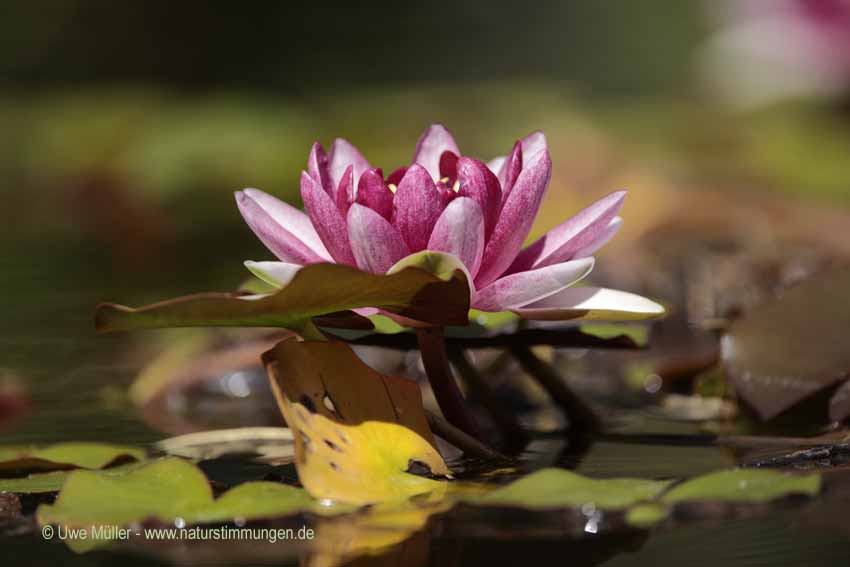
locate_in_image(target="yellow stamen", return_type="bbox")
[388,183,397,194]
[452,180,460,193]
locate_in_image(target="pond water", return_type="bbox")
[2,233,849,566]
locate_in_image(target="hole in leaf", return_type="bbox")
[298,395,317,413]
[324,439,343,453]
[329,461,340,472]
[297,430,313,453]
[406,459,437,479]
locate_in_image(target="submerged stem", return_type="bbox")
[511,345,602,434]
[416,326,485,443]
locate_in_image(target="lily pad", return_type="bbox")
[475,468,671,510]
[95,261,470,333]
[263,338,450,504]
[37,457,321,552]
[661,469,821,504]
[0,442,145,474]
[721,265,850,421]
[0,471,72,493]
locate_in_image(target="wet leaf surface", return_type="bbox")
[722,265,850,421]
[475,468,670,510]
[661,469,821,504]
[0,443,146,474]
[263,339,451,504]
[95,262,470,333]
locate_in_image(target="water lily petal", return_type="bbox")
[474,149,552,288]
[348,204,411,274]
[235,190,329,264]
[413,123,461,182]
[386,166,408,187]
[392,164,446,251]
[307,142,333,195]
[439,151,459,180]
[335,164,355,215]
[300,172,357,265]
[244,261,302,288]
[473,257,594,312]
[509,191,626,273]
[328,138,370,190]
[513,286,666,321]
[456,157,502,240]
[573,216,623,258]
[500,141,523,201]
[427,197,485,277]
[486,156,505,176]
[356,168,394,220]
[520,130,547,161]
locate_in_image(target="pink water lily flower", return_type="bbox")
[235,124,663,321]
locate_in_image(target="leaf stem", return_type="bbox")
[511,345,602,434]
[447,347,528,451]
[416,327,485,443]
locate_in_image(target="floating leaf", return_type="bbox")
[0,471,72,493]
[263,339,450,504]
[0,443,145,474]
[37,457,322,552]
[722,265,850,421]
[475,468,671,510]
[661,469,821,504]
[95,262,470,333]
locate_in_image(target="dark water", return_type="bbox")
[2,235,849,566]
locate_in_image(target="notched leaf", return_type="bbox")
[263,339,451,504]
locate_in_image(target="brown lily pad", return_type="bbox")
[722,265,850,421]
[263,339,450,504]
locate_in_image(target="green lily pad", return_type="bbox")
[37,457,325,552]
[0,471,72,493]
[476,468,671,510]
[0,443,146,474]
[95,262,469,333]
[661,469,822,504]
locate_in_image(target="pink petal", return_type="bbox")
[474,149,552,288]
[328,138,370,191]
[392,164,446,251]
[513,286,665,321]
[486,156,505,175]
[427,197,485,277]
[439,151,459,180]
[235,189,329,264]
[307,142,333,196]
[456,157,502,240]
[520,130,547,161]
[473,257,595,312]
[347,204,410,274]
[335,165,355,215]
[499,141,523,202]
[356,168,394,220]
[386,166,408,187]
[413,123,460,182]
[300,172,356,265]
[508,191,626,273]
[573,216,622,258]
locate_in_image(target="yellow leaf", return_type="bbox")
[263,339,450,504]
